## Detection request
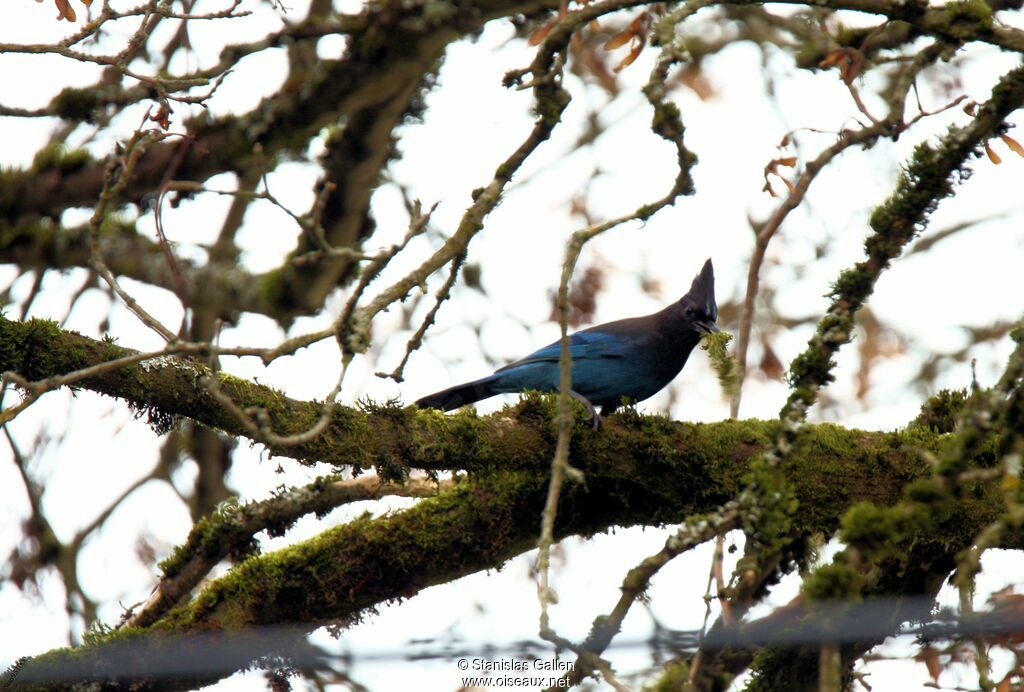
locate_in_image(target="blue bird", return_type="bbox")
[415,259,719,421]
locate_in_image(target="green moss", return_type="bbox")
[81,622,148,647]
[49,86,106,123]
[867,140,952,248]
[531,83,570,127]
[0,317,69,379]
[3,624,151,688]
[641,661,692,691]
[158,497,260,579]
[31,142,93,172]
[903,477,948,504]
[808,422,855,457]
[840,502,914,557]
[838,485,955,563]
[927,0,993,40]
[830,267,875,304]
[745,645,820,692]
[649,100,683,141]
[634,203,659,220]
[787,349,835,391]
[804,562,865,599]
[700,330,741,398]
[891,421,944,453]
[420,0,458,25]
[255,268,288,322]
[1010,324,1024,344]
[158,474,548,631]
[128,400,180,436]
[913,388,968,433]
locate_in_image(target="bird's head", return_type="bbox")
[678,258,719,335]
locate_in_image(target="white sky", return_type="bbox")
[2,0,1024,689]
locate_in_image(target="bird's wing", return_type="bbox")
[495,330,630,372]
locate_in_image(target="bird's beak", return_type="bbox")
[697,321,720,335]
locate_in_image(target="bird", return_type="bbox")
[415,258,719,422]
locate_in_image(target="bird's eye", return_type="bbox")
[684,306,695,317]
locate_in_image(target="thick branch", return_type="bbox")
[6,413,1016,690]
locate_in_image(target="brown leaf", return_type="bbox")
[1000,134,1024,157]
[918,646,941,682]
[818,49,845,69]
[763,156,796,196]
[758,342,784,380]
[614,40,644,72]
[571,36,618,95]
[604,27,635,51]
[819,47,866,85]
[54,0,76,21]
[569,195,594,226]
[676,63,714,101]
[986,142,1002,165]
[839,49,865,85]
[985,588,1024,646]
[149,104,173,130]
[528,18,556,46]
[549,264,606,327]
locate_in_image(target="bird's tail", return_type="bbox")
[415,376,499,411]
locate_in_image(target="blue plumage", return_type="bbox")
[415,258,719,417]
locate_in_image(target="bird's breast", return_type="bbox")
[572,337,694,406]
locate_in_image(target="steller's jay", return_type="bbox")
[415,258,719,421]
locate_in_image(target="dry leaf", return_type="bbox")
[763,156,797,196]
[528,19,556,46]
[1000,134,1024,157]
[54,0,76,21]
[570,36,618,94]
[758,341,784,380]
[819,47,866,85]
[614,40,644,72]
[676,63,714,100]
[605,11,651,72]
[149,104,173,130]
[986,587,1024,645]
[604,27,635,51]
[549,264,605,327]
[920,647,941,682]
[985,142,1002,164]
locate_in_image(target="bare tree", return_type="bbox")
[1,0,1024,689]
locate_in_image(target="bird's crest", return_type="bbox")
[685,258,717,322]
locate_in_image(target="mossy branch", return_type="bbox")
[7,412,1022,691]
[125,474,455,629]
[1,316,1020,691]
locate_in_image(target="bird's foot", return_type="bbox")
[570,391,603,430]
